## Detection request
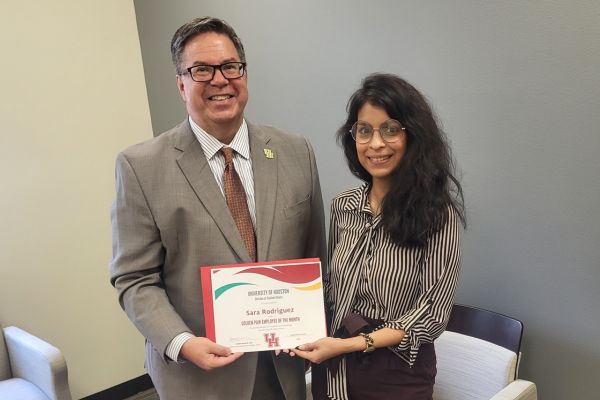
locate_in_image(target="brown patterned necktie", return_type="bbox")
[221,147,257,261]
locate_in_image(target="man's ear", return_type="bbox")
[176,74,186,101]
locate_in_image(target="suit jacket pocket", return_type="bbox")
[283,194,311,219]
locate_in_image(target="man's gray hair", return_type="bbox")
[170,17,246,75]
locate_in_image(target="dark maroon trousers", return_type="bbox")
[311,314,436,400]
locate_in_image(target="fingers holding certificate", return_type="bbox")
[180,336,244,371]
[201,258,327,352]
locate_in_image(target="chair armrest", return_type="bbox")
[490,379,537,400]
[3,326,72,400]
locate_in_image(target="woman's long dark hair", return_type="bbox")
[337,73,466,247]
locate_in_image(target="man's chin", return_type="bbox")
[209,115,242,127]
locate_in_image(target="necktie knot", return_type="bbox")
[221,147,234,166]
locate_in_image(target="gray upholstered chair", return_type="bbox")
[306,304,537,400]
[433,304,537,400]
[0,324,72,400]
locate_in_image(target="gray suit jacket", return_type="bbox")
[110,120,326,400]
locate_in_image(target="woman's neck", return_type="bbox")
[369,181,390,216]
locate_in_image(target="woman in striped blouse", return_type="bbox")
[294,73,466,400]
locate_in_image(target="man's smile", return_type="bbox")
[208,94,234,101]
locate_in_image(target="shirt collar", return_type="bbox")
[343,183,371,213]
[359,183,374,215]
[347,183,382,223]
[189,116,250,160]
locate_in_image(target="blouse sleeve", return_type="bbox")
[324,200,341,328]
[379,207,461,363]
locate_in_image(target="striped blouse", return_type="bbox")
[325,184,461,400]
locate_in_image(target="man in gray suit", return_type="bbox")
[110,17,326,400]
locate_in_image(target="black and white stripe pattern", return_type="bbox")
[325,184,461,400]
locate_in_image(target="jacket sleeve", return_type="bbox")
[302,138,329,332]
[109,152,190,360]
[303,138,327,265]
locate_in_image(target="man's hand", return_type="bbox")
[180,337,243,371]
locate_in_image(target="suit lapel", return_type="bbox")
[174,121,251,262]
[249,123,277,262]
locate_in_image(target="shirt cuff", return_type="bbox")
[165,332,195,363]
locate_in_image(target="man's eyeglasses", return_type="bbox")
[184,62,247,82]
[350,119,406,144]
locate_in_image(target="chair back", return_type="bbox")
[432,304,524,400]
[0,325,12,380]
[445,304,523,353]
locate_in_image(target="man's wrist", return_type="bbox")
[166,332,196,362]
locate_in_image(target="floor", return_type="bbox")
[125,388,159,400]
[123,377,312,400]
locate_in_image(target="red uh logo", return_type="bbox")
[264,333,280,348]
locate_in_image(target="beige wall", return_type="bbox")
[0,1,152,398]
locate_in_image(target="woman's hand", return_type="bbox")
[292,337,357,364]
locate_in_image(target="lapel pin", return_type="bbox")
[263,148,274,159]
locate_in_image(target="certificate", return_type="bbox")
[201,258,327,352]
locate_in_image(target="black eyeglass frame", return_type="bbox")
[184,62,247,82]
[349,119,407,144]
